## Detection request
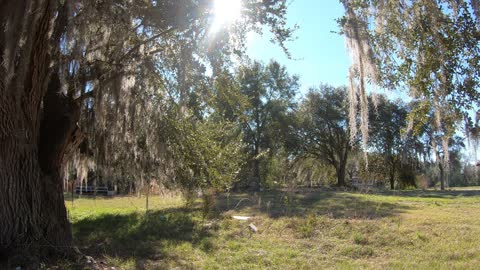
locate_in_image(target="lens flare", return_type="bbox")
[210,0,242,34]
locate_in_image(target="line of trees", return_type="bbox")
[55,56,475,198]
[194,61,471,192]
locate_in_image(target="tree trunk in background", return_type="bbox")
[145,174,150,213]
[439,162,445,191]
[388,155,395,190]
[0,0,78,261]
[337,166,346,187]
[335,145,349,187]
[253,159,261,190]
[335,158,347,187]
[251,138,261,191]
[389,166,395,190]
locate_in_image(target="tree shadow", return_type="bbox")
[215,190,412,219]
[67,188,476,268]
[72,207,214,269]
[377,189,480,199]
[64,193,119,202]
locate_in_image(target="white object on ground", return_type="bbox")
[232,215,251,220]
[248,223,258,233]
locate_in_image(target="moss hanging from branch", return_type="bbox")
[341,1,379,147]
[339,0,480,178]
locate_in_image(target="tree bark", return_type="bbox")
[335,143,349,187]
[0,0,78,262]
[336,165,347,187]
[253,159,261,190]
[389,162,396,190]
[389,173,395,190]
[251,97,262,191]
[336,161,347,187]
[439,162,445,191]
[251,138,261,191]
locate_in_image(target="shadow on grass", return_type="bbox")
[215,190,412,219]
[64,193,120,202]
[378,189,480,199]
[73,207,213,269]
[69,188,477,268]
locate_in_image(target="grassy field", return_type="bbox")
[64,188,480,269]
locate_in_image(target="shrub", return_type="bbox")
[297,212,318,238]
[352,232,368,245]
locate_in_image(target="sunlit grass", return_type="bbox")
[65,193,184,222]
[66,189,480,269]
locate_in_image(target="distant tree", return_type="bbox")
[296,85,354,186]
[368,95,408,189]
[237,60,299,189]
[465,110,480,162]
[427,134,465,189]
[462,164,480,187]
[159,111,245,201]
[286,157,337,187]
[211,71,249,123]
[357,152,387,187]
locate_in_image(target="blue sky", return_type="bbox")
[245,0,350,95]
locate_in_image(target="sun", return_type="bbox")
[210,0,243,34]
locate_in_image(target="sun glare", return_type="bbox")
[210,0,243,34]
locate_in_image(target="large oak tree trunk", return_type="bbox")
[0,0,79,263]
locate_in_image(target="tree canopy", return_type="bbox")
[295,85,353,186]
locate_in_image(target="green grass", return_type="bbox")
[64,189,480,269]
